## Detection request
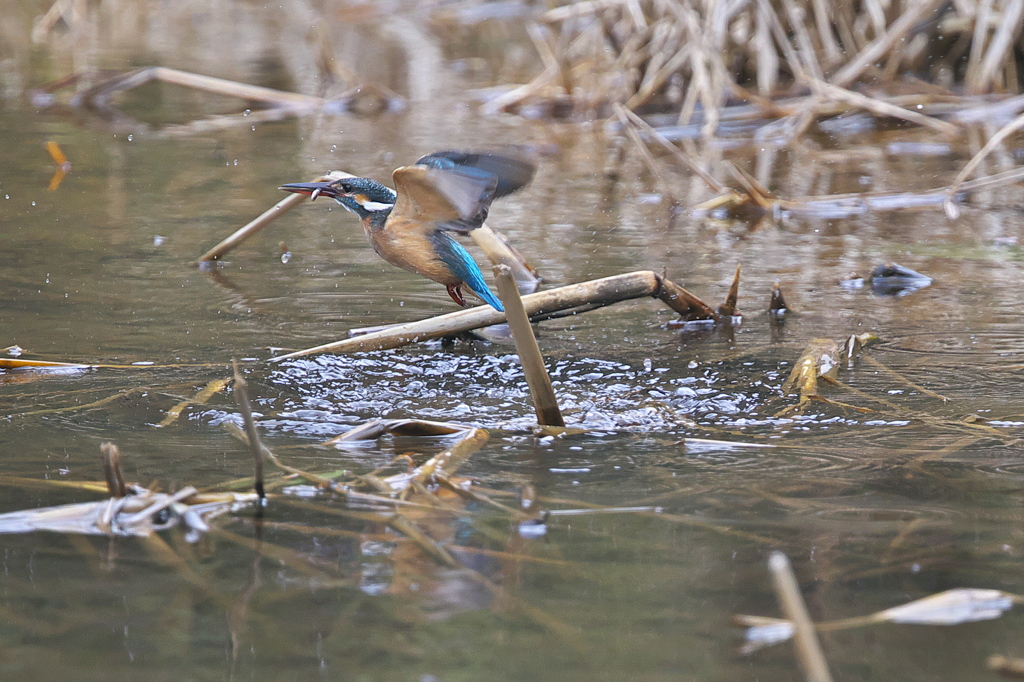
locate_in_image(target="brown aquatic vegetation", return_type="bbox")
[494,1,1024,122]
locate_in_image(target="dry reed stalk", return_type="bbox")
[620,107,680,204]
[768,552,834,682]
[810,79,957,136]
[944,107,1024,218]
[966,0,997,92]
[99,442,126,498]
[831,0,946,87]
[73,67,325,112]
[754,0,780,95]
[757,0,812,85]
[271,270,716,359]
[231,360,265,501]
[780,0,826,82]
[718,264,742,317]
[199,171,354,262]
[616,104,726,192]
[494,265,565,427]
[470,225,541,293]
[810,0,842,66]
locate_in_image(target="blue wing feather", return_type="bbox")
[430,233,504,312]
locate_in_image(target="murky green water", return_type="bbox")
[3,4,1024,680]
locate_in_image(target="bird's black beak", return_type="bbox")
[278,181,340,202]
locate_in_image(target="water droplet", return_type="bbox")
[243,109,251,116]
[233,159,238,166]
[280,251,291,264]
[31,201,36,206]
[127,134,133,142]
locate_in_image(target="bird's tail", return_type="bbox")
[433,233,505,312]
[472,283,504,312]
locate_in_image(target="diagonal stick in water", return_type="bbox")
[768,551,834,682]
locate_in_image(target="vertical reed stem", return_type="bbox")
[768,551,833,682]
[493,265,565,427]
[232,359,266,501]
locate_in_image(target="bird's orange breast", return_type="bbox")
[362,218,459,286]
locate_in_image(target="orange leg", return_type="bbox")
[446,284,467,307]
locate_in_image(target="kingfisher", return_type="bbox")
[279,150,535,312]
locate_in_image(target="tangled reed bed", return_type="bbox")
[493,0,1024,127]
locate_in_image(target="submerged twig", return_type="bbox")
[158,376,231,428]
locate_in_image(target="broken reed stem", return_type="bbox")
[198,171,355,263]
[768,551,834,682]
[76,66,325,111]
[471,224,541,293]
[232,360,265,502]
[494,265,565,427]
[99,442,127,498]
[271,270,716,359]
[944,108,1024,219]
[719,263,741,317]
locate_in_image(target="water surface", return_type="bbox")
[3,4,1024,680]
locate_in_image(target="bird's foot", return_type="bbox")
[446,284,468,307]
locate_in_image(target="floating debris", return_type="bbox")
[878,588,1017,625]
[842,333,880,369]
[0,443,257,538]
[769,281,791,319]
[781,339,840,398]
[989,655,1024,680]
[44,140,71,191]
[870,263,933,297]
[738,587,1024,655]
[0,358,90,371]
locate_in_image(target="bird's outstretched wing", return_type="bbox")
[392,149,536,234]
[391,164,497,234]
[415,149,536,200]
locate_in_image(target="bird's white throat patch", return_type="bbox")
[353,193,395,212]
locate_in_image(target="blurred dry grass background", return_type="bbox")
[8,0,1024,219]
[7,1,1024,120]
